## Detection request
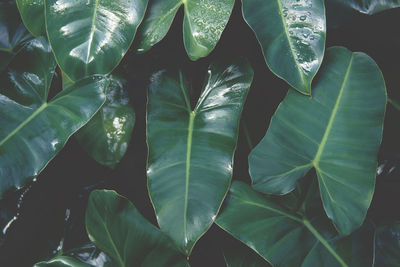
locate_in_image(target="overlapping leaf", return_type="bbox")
[249,46,386,235]
[328,0,400,14]
[75,76,135,168]
[0,1,32,72]
[146,58,253,255]
[35,256,93,267]
[223,242,270,267]
[0,37,108,198]
[135,0,234,60]
[86,190,189,267]
[16,0,45,37]
[216,181,374,267]
[45,0,148,81]
[241,0,326,94]
[374,222,400,266]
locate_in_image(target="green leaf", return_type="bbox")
[241,0,326,94]
[0,1,32,72]
[216,181,374,267]
[0,37,108,198]
[16,0,45,37]
[249,46,386,235]
[374,222,400,266]
[135,0,235,60]
[223,242,271,267]
[75,76,135,168]
[45,0,148,81]
[85,190,189,267]
[328,0,400,14]
[35,256,93,267]
[146,58,253,255]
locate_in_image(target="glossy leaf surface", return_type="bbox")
[35,256,93,267]
[86,190,189,267]
[216,181,374,267]
[241,0,326,94]
[45,0,148,81]
[75,76,135,168]
[135,0,234,60]
[374,222,400,266]
[147,59,253,255]
[0,37,108,197]
[249,46,386,235]
[16,0,45,36]
[328,0,400,14]
[0,1,32,72]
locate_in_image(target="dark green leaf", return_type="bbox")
[16,0,45,37]
[135,0,234,60]
[35,256,93,267]
[146,58,253,255]
[216,181,374,267]
[45,0,148,81]
[0,1,32,72]
[85,190,189,267]
[75,76,135,168]
[0,37,108,198]
[328,0,400,14]
[223,241,271,267]
[249,46,386,235]
[374,222,400,266]
[241,0,326,94]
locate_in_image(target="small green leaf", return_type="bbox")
[16,0,45,37]
[135,0,234,60]
[75,76,135,168]
[85,190,189,267]
[216,181,374,267]
[241,0,326,94]
[147,58,253,255]
[0,37,108,198]
[249,46,386,235]
[45,0,148,81]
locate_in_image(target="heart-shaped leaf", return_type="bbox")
[241,0,326,94]
[0,1,32,72]
[86,190,189,267]
[374,222,400,266]
[45,0,148,81]
[135,0,234,60]
[216,181,374,267]
[146,58,253,255]
[0,37,108,198]
[249,46,386,235]
[75,76,135,168]
[16,0,45,37]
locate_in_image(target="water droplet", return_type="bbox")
[300,15,307,21]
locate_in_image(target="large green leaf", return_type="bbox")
[16,0,45,37]
[241,0,326,95]
[0,1,32,72]
[146,58,253,255]
[223,242,271,267]
[0,37,108,198]
[35,256,93,267]
[75,76,135,168]
[45,0,148,81]
[135,0,234,60]
[249,46,386,235]
[374,222,400,266]
[86,190,189,267]
[216,181,374,267]
[328,0,400,14]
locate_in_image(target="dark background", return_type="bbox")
[1,1,400,266]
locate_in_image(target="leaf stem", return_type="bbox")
[388,97,400,111]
